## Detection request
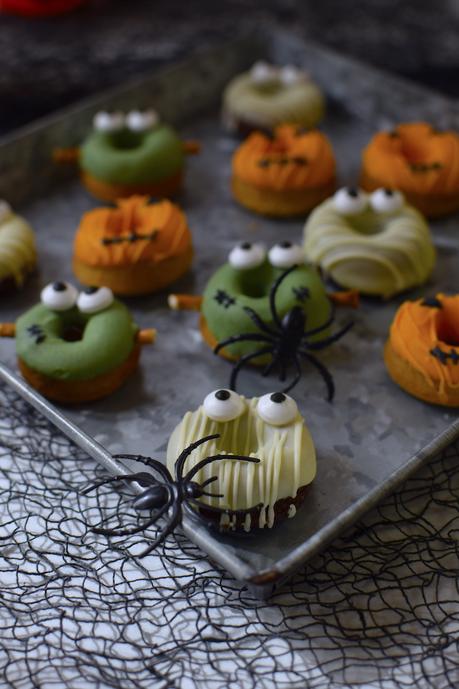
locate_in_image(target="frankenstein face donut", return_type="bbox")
[303,187,436,298]
[231,124,336,217]
[222,61,324,134]
[385,294,459,407]
[54,110,199,202]
[0,200,36,293]
[0,282,155,403]
[73,196,193,296]
[167,388,316,531]
[360,123,459,218]
[169,242,355,399]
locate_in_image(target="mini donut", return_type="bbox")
[231,124,336,217]
[0,281,155,403]
[73,196,193,296]
[54,110,199,202]
[303,187,436,298]
[167,388,316,531]
[222,61,324,135]
[360,123,459,218]
[0,200,36,293]
[385,294,459,407]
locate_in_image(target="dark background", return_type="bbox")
[2,0,459,134]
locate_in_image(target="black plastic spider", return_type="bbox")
[214,266,353,401]
[83,434,260,557]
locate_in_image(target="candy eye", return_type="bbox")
[126,109,159,132]
[93,111,125,133]
[0,200,12,223]
[228,242,266,270]
[268,241,304,268]
[280,65,304,86]
[77,286,114,314]
[333,187,368,215]
[203,389,245,422]
[370,188,404,214]
[257,392,298,426]
[41,281,78,311]
[250,61,278,86]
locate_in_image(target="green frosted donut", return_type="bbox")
[80,122,184,186]
[201,243,331,359]
[16,283,138,381]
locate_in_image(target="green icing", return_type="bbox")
[16,300,138,381]
[202,260,331,359]
[80,124,185,185]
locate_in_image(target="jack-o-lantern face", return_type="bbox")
[73,196,192,268]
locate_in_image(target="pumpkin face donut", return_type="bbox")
[167,388,316,531]
[231,124,336,217]
[385,294,459,407]
[0,282,155,404]
[360,123,459,218]
[54,110,199,202]
[303,187,436,298]
[0,200,36,293]
[222,61,324,135]
[73,196,193,296]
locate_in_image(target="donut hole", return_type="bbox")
[62,324,85,342]
[237,266,275,298]
[437,307,459,347]
[109,130,144,151]
[346,213,384,236]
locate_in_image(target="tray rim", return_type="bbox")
[1,23,459,598]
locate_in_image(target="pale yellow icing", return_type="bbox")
[303,196,435,298]
[166,396,316,530]
[0,210,36,286]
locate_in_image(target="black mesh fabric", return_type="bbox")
[0,380,458,689]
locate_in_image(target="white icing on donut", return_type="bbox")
[0,200,12,224]
[228,242,266,270]
[93,111,125,133]
[257,392,298,426]
[333,187,368,215]
[203,389,245,422]
[370,188,404,214]
[268,242,304,268]
[126,110,159,132]
[77,286,114,314]
[41,282,78,311]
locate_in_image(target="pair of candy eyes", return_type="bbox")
[334,187,404,215]
[229,241,304,271]
[93,110,159,134]
[203,389,298,426]
[250,62,306,87]
[41,282,114,314]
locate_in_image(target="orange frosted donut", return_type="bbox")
[385,294,459,406]
[231,124,336,217]
[361,123,459,217]
[73,196,193,296]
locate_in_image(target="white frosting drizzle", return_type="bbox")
[0,212,36,286]
[166,396,316,530]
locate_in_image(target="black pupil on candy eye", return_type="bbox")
[84,286,99,294]
[346,188,358,198]
[52,281,66,292]
[279,241,292,248]
[215,390,231,401]
[240,242,252,250]
[270,392,286,404]
[383,188,393,196]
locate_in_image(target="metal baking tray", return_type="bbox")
[1,25,459,598]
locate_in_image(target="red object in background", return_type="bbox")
[0,0,87,16]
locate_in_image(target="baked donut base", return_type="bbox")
[73,246,193,296]
[81,170,183,203]
[232,174,336,217]
[18,343,141,404]
[360,171,459,218]
[384,341,459,407]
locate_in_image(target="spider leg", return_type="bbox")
[229,346,274,391]
[302,304,336,337]
[112,454,172,483]
[93,489,174,538]
[269,265,298,329]
[200,476,218,488]
[82,472,154,495]
[201,491,225,498]
[280,354,302,394]
[184,454,260,483]
[214,332,272,356]
[261,352,281,378]
[299,350,335,402]
[243,306,278,337]
[175,433,220,481]
[138,500,182,558]
[303,321,354,351]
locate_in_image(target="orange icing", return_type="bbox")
[389,295,459,399]
[232,124,335,191]
[362,122,459,195]
[73,196,191,267]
